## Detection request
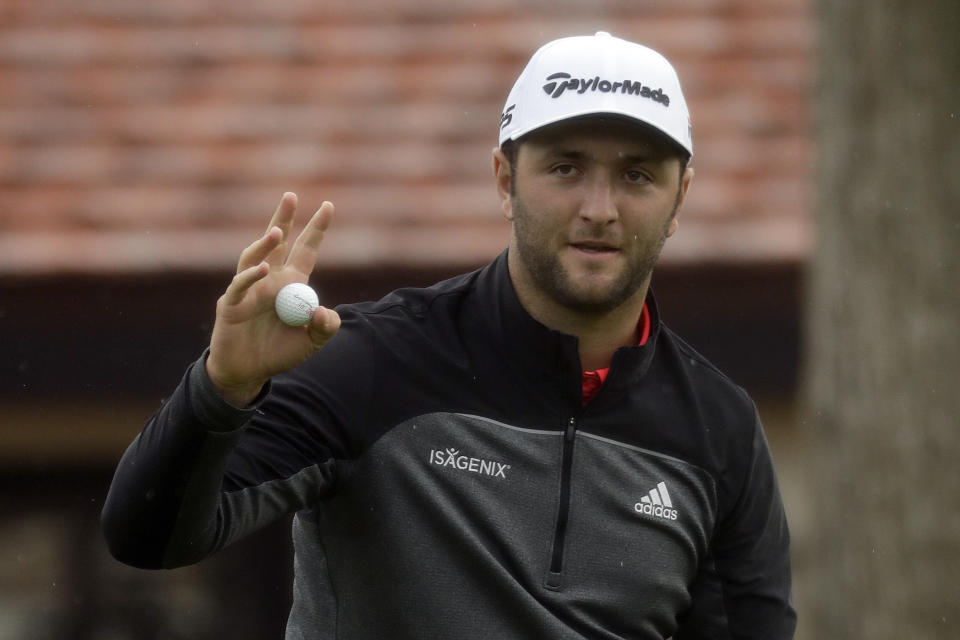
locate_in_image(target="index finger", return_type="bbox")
[286,201,334,276]
[265,192,298,237]
[261,192,299,267]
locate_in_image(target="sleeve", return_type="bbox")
[674,410,796,639]
[101,311,376,570]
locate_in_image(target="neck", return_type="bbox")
[575,301,645,370]
[507,251,649,371]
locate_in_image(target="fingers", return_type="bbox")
[263,192,299,267]
[307,306,341,348]
[265,192,298,236]
[223,261,269,305]
[237,195,333,279]
[286,201,334,276]
[236,192,301,272]
[237,225,283,272]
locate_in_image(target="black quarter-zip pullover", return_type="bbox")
[102,250,796,639]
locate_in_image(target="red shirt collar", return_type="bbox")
[581,302,651,404]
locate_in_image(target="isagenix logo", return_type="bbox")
[542,72,671,106]
[429,447,511,479]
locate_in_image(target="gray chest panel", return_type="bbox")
[289,412,718,640]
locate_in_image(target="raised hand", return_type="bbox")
[205,193,341,406]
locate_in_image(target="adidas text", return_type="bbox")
[542,72,670,106]
[429,448,510,479]
[634,502,679,520]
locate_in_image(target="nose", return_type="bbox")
[578,175,618,225]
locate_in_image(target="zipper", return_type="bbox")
[545,416,577,591]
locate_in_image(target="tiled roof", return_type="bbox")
[0,1,813,274]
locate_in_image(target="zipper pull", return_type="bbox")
[565,417,576,441]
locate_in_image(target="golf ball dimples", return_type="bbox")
[275,282,319,326]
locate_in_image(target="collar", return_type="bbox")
[581,300,658,404]
[469,250,661,406]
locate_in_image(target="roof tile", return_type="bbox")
[0,1,812,273]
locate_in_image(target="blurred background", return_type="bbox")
[1,0,956,638]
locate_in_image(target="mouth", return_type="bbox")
[569,241,619,255]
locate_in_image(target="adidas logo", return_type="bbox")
[634,481,679,520]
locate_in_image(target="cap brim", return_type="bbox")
[503,110,691,158]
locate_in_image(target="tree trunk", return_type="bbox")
[806,1,960,637]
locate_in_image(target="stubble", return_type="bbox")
[510,195,678,315]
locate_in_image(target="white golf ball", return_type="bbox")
[275,282,319,327]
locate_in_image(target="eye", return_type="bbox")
[624,169,651,185]
[551,163,580,178]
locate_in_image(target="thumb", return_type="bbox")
[307,306,341,349]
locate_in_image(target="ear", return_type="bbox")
[666,166,694,238]
[492,147,513,221]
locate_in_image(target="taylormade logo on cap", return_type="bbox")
[541,72,671,106]
[498,32,693,157]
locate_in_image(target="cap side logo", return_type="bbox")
[500,104,515,130]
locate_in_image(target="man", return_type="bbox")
[103,32,796,639]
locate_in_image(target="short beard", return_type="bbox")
[510,196,678,315]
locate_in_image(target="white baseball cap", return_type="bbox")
[498,32,693,157]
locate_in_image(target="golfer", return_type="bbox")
[103,32,796,639]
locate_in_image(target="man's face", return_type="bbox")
[498,118,692,316]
